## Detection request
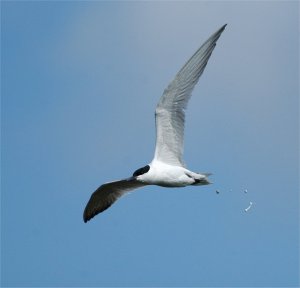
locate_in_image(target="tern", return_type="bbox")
[83,24,226,222]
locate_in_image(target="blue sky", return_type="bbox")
[1,1,299,287]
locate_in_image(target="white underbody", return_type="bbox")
[136,160,210,187]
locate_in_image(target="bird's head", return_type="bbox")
[133,165,150,177]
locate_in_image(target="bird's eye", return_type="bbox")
[133,165,150,177]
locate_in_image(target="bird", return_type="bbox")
[83,24,227,222]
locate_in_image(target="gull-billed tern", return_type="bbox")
[83,24,227,222]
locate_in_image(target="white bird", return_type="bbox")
[83,24,227,222]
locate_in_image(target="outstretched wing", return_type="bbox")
[154,24,226,166]
[83,178,147,222]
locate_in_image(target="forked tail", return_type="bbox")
[192,173,212,185]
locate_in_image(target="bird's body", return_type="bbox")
[83,24,227,222]
[136,161,210,188]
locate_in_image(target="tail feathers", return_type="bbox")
[192,173,212,186]
[201,172,212,177]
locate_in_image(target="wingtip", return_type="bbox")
[211,24,227,39]
[220,24,227,32]
[83,207,96,223]
[83,213,89,223]
[83,209,98,223]
[83,213,96,223]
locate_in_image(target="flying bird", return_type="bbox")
[83,24,227,222]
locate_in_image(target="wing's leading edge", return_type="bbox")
[154,24,227,166]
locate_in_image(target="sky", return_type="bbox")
[1,1,299,287]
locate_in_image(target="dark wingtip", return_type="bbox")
[83,206,95,223]
[83,200,113,223]
[83,213,96,223]
[83,208,98,223]
[83,211,90,223]
[219,24,227,32]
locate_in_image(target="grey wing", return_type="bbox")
[83,178,146,222]
[154,24,227,166]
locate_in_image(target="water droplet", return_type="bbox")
[244,201,253,212]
